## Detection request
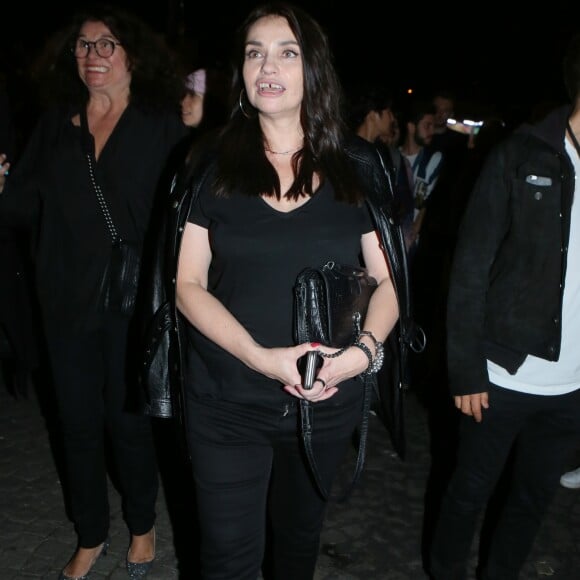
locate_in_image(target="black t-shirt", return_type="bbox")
[185,177,374,408]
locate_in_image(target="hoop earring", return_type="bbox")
[238,89,252,119]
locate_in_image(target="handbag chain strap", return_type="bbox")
[317,312,363,360]
[86,153,119,245]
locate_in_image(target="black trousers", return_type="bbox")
[186,395,362,580]
[429,383,580,580]
[46,314,158,547]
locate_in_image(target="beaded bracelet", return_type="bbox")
[316,331,385,375]
[352,341,373,375]
[359,330,385,374]
[319,346,348,359]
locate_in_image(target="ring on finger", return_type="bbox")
[314,378,326,389]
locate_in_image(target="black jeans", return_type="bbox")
[46,314,158,547]
[429,383,580,580]
[186,396,362,580]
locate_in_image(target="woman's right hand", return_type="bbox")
[254,342,317,386]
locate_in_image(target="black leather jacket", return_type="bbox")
[137,135,421,456]
[447,105,575,396]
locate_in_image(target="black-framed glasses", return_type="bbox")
[72,38,121,58]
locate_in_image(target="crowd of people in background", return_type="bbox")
[2,2,580,580]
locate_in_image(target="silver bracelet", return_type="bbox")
[359,331,385,374]
[315,332,385,375]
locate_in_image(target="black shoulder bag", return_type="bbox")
[80,111,141,315]
[294,261,378,501]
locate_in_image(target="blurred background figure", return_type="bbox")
[347,84,414,251]
[399,99,443,256]
[431,89,469,156]
[381,110,414,252]
[348,83,395,146]
[0,72,40,399]
[181,66,229,133]
[181,68,206,128]
[172,65,229,195]
[432,90,454,137]
[416,112,509,566]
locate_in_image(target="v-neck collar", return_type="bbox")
[79,103,132,163]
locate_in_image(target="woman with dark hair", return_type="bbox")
[162,3,413,578]
[0,4,188,579]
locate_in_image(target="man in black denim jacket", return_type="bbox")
[429,33,580,580]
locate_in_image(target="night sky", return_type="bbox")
[4,1,578,126]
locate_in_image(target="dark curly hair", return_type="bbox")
[29,2,185,112]
[213,2,361,204]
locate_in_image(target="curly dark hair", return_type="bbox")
[29,2,185,112]
[214,2,361,204]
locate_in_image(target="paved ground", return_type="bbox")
[1,370,579,580]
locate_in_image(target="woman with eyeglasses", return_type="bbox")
[0,4,188,579]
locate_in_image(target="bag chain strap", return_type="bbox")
[86,153,119,244]
[318,312,362,359]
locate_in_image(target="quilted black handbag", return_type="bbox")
[294,261,378,501]
[294,261,378,348]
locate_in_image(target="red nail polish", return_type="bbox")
[310,342,320,348]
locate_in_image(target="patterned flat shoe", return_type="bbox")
[126,558,154,579]
[126,527,155,579]
[58,537,110,580]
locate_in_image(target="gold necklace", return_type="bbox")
[264,146,303,155]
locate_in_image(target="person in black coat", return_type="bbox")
[428,32,580,580]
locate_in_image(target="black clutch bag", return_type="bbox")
[294,261,378,348]
[293,261,378,501]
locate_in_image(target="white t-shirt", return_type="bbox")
[487,137,580,395]
[401,148,443,219]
